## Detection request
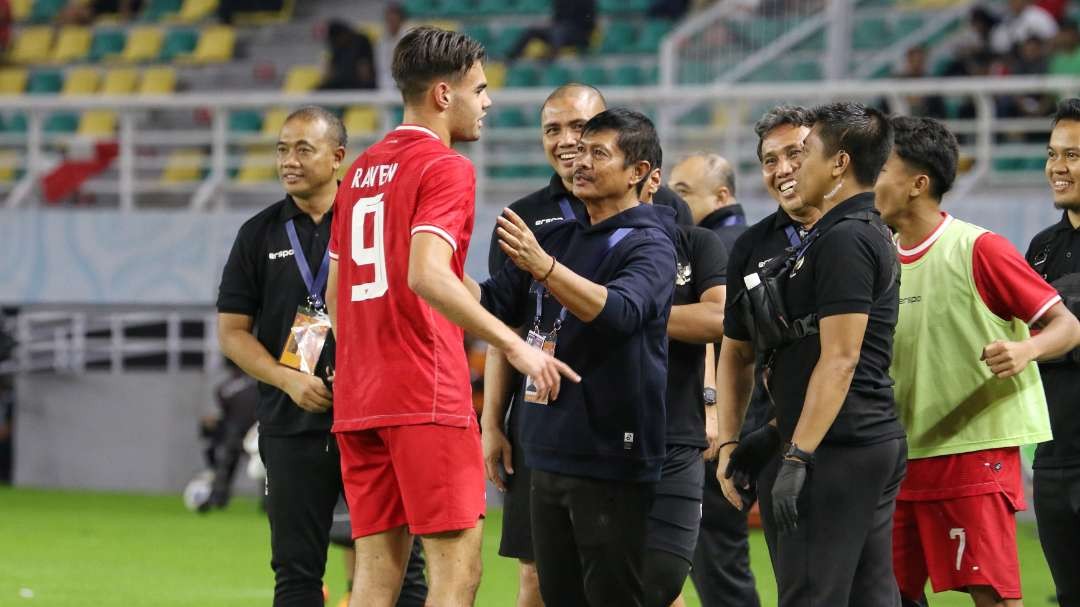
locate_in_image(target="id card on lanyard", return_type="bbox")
[278,219,332,376]
[522,226,634,404]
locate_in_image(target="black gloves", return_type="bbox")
[771,457,808,535]
[724,423,782,490]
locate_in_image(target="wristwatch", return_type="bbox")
[784,442,814,465]
[703,387,717,406]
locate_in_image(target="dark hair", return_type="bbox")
[1052,98,1080,126]
[890,116,958,201]
[753,105,811,161]
[807,101,893,186]
[391,26,485,105]
[582,108,661,194]
[284,105,347,148]
[541,83,607,113]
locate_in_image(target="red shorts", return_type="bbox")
[893,448,1024,600]
[337,423,486,538]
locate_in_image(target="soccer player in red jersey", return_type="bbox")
[324,27,578,607]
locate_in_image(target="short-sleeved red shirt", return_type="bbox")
[329,124,477,431]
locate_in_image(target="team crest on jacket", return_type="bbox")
[676,262,692,286]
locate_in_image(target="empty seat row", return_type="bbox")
[0,66,177,95]
[6,25,232,65]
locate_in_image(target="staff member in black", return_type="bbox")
[715,102,906,607]
[217,106,426,607]
[481,83,692,607]
[1028,98,1080,607]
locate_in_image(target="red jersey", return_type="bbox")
[329,124,476,431]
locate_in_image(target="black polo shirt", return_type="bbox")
[486,173,693,277]
[699,203,748,254]
[1026,210,1080,469]
[217,196,335,437]
[757,192,904,446]
[667,225,728,448]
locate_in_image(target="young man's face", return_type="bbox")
[541,91,605,185]
[276,117,344,199]
[873,151,919,228]
[1047,119,1080,211]
[760,123,810,215]
[793,124,841,209]
[448,61,491,143]
[571,129,642,203]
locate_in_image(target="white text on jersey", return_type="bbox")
[352,163,399,189]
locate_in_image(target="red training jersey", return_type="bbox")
[329,124,476,431]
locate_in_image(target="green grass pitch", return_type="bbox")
[0,488,1058,606]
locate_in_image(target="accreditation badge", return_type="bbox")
[279,304,331,375]
[522,329,557,405]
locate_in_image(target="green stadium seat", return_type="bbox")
[505,64,539,87]
[490,27,524,59]
[679,61,710,84]
[491,107,527,128]
[44,112,79,133]
[29,0,66,23]
[796,31,826,52]
[853,17,889,50]
[789,60,822,81]
[637,21,673,54]
[578,63,609,86]
[539,64,572,87]
[403,0,437,17]
[600,21,637,54]
[463,25,492,49]
[473,0,502,14]
[894,15,924,40]
[611,64,643,86]
[750,17,786,43]
[516,0,551,14]
[27,70,63,94]
[643,64,659,84]
[89,29,127,62]
[140,0,183,21]
[229,110,262,133]
[160,28,198,61]
[598,0,647,12]
[437,0,473,17]
[676,106,711,126]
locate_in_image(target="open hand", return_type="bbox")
[497,208,553,280]
[504,339,580,403]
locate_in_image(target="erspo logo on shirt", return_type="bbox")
[268,249,295,261]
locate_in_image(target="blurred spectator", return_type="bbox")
[649,0,691,19]
[318,20,376,91]
[1037,0,1067,22]
[507,0,596,62]
[1050,20,1080,74]
[940,6,999,77]
[377,2,409,92]
[218,0,283,25]
[1012,35,1051,74]
[991,0,1059,55]
[59,0,141,24]
[194,362,258,512]
[893,46,947,118]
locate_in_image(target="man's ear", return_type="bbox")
[832,150,850,179]
[715,185,732,205]
[630,160,652,187]
[431,81,452,111]
[911,174,930,199]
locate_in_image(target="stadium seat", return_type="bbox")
[50,26,93,64]
[89,29,127,62]
[789,60,823,81]
[598,0,647,13]
[490,26,524,59]
[140,0,183,22]
[78,110,118,136]
[119,27,164,63]
[679,61,711,84]
[463,24,493,49]
[44,112,79,133]
[0,150,18,183]
[138,66,177,94]
[505,64,539,88]
[894,14,925,39]
[343,106,379,135]
[490,107,527,128]
[540,64,572,87]
[282,65,322,93]
[160,149,206,182]
[0,69,29,95]
[102,68,139,94]
[796,30,826,52]
[578,63,609,86]
[10,0,31,22]
[62,67,101,95]
[173,0,218,23]
[229,110,262,133]
[600,21,637,54]
[403,0,437,18]
[29,0,65,23]
[10,26,54,64]
[854,17,890,50]
[260,108,289,138]
[3,113,28,132]
[473,0,503,15]
[611,64,644,86]
[176,25,235,64]
[437,0,472,17]
[485,61,507,89]
[676,105,711,126]
[231,0,295,26]
[235,148,276,182]
[27,69,63,94]
[636,21,673,54]
[160,28,198,61]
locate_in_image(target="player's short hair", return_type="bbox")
[284,105,347,148]
[890,116,958,201]
[808,102,893,187]
[392,26,485,105]
[682,152,736,197]
[753,105,811,161]
[582,108,661,195]
[1052,98,1080,126]
[541,83,607,113]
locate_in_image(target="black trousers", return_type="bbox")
[1034,465,1080,607]
[260,433,427,607]
[531,469,655,607]
[759,438,906,607]
[690,459,761,607]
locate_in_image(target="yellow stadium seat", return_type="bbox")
[176,25,234,64]
[62,67,101,96]
[0,150,18,183]
[343,106,379,135]
[161,149,206,183]
[172,0,219,23]
[485,61,506,89]
[0,69,29,95]
[117,27,164,63]
[50,26,92,64]
[232,0,293,26]
[138,66,177,95]
[10,0,32,22]
[260,107,288,139]
[282,65,322,93]
[101,68,138,94]
[235,148,276,183]
[10,27,54,64]
[77,110,117,136]
[357,22,381,43]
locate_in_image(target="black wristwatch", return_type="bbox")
[703,387,717,406]
[783,442,814,465]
